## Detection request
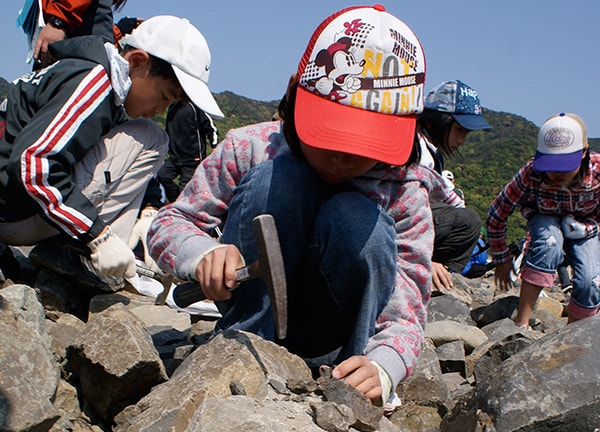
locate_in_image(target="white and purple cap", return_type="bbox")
[534,112,587,172]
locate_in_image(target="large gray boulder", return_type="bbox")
[441,316,600,431]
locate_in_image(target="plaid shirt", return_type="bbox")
[486,152,600,263]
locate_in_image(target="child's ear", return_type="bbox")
[125,49,151,72]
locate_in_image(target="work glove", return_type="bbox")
[87,226,136,280]
[561,215,588,240]
[128,208,160,272]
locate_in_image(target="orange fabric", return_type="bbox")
[113,23,122,44]
[42,0,92,32]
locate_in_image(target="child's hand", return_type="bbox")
[332,355,382,403]
[194,244,244,301]
[494,261,514,291]
[562,215,588,240]
[431,262,453,292]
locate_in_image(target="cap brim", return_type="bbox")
[294,87,415,166]
[173,67,224,119]
[533,150,583,172]
[453,114,492,131]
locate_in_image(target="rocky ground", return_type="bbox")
[1,246,599,432]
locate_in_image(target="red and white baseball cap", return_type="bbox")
[534,113,587,172]
[122,15,224,118]
[295,4,426,166]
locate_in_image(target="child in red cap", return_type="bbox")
[148,5,454,406]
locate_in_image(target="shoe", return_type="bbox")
[29,235,119,294]
[561,284,573,294]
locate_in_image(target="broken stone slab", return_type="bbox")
[46,313,86,364]
[310,400,357,432]
[435,340,466,377]
[428,294,476,326]
[0,284,61,431]
[395,341,448,408]
[387,403,443,432]
[470,295,519,328]
[425,320,488,354]
[66,302,168,420]
[189,396,328,431]
[317,365,383,431]
[441,316,600,431]
[113,329,313,431]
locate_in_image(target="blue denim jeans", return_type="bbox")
[217,154,396,362]
[525,214,600,310]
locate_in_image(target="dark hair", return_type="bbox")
[576,146,591,179]
[416,109,455,156]
[278,85,303,159]
[278,83,418,166]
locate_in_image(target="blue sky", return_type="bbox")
[2,1,599,137]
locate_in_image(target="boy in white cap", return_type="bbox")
[0,15,222,291]
[148,5,454,407]
[487,113,600,328]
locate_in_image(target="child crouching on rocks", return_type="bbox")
[148,4,454,406]
[487,113,600,328]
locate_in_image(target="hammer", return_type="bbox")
[135,264,180,306]
[172,214,288,339]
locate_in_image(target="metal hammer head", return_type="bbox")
[252,214,287,340]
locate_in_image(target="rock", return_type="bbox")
[428,294,476,325]
[534,295,565,318]
[387,404,442,432]
[113,329,313,430]
[311,401,356,432]
[189,396,326,432]
[395,342,448,409]
[425,320,488,354]
[2,247,599,432]
[0,285,61,431]
[435,340,466,377]
[66,303,168,420]
[317,365,383,431]
[441,316,600,431]
[470,295,519,327]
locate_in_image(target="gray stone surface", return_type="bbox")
[0,250,590,431]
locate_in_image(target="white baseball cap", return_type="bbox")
[122,15,224,118]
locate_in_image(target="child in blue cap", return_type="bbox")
[416,80,493,291]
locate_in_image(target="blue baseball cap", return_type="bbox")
[424,80,492,131]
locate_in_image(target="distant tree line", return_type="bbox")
[3,75,599,244]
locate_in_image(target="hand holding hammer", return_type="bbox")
[172,214,288,339]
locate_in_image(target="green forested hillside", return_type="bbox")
[213,91,280,135]
[2,73,599,244]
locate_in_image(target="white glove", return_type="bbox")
[561,215,587,240]
[128,208,160,272]
[87,226,137,280]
